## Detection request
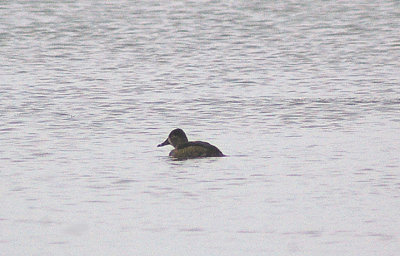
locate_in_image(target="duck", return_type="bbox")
[157,128,224,159]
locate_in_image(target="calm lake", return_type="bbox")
[1,1,399,255]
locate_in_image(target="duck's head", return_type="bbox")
[157,128,189,148]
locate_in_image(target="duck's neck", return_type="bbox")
[170,136,188,148]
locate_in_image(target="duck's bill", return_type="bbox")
[157,138,170,147]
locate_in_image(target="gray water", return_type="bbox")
[1,1,400,255]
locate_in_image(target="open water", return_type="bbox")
[1,1,400,255]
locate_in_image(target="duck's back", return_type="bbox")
[170,141,224,159]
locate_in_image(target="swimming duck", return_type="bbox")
[157,128,224,159]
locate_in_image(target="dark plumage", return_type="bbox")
[157,129,224,159]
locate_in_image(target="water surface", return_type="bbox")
[1,1,400,255]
